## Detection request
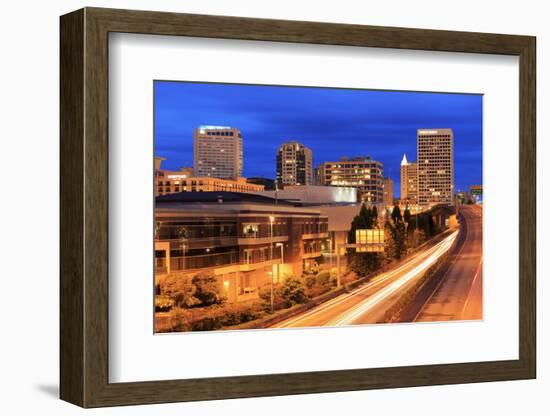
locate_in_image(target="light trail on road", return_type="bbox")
[328,231,458,326]
[273,229,458,329]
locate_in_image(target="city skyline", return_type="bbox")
[154,81,482,196]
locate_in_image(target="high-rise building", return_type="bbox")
[400,153,418,206]
[276,141,313,189]
[194,126,243,179]
[382,177,394,208]
[315,156,384,203]
[417,128,454,207]
[314,164,326,186]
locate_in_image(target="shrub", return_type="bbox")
[259,286,287,311]
[158,273,197,308]
[305,284,331,298]
[304,274,317,288]
[190,303,263,330]
[221,304,262,326]
[155,295,175,312]
[315,270,331,286]
[169,308,192,332]
[191,316,223,331]
[192,273,225,306]
[174,292,201,308]
[259,277,309,312]
[278,277,309,308]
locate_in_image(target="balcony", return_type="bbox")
[157,250,283,275]
[302,232,329,240]
[302,250,323,259]
[160,236,238,250]
[237,235,288,246]
[168,251,239,272]
[303,242,324,259]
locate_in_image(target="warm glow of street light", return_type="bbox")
[269,215,275,223]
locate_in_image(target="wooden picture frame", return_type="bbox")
[60,7,536,408]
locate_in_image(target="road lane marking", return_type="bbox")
[460,258,483,318]
[413,210,472,321]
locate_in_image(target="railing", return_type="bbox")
[304,242,324,255]
[170,251,239,271]
[240,223,288,239]
[164,250,283,272]
[158,236,238,249]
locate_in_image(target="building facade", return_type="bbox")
[417,129,454,207]
[155,157,263,196]
[382,177,394,208]
[154,192,329,303]
[276,141,313,189]
[400,153,418,206]
[193,126,243,179]
[315,156,384,203]
[256,185,357,205]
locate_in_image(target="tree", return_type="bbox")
[385,221,407,261]
[192,273,225,306]
[391,205,402,223]
[371,205,378,225]
[349,250,381,276]
[393,220,407,259]
[403,207,411,226]
[347,203,369,252]
[359,203,369,224]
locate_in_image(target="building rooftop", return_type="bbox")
[155,192,328,217]
[197,125,233,130]
[254,185,357,205]
[156,191,295,206]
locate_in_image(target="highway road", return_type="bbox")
[272,228,458,329]
[414,204,483,322]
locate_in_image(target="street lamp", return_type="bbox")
[275,242,284,283]
[328,238,333,271]
[269,215,275,313]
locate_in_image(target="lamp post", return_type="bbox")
[269,215,275,313]
[329,238,333,271]
[336,243,342,288]
[275,242,284,284]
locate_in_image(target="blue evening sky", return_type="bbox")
[154,81,482,196]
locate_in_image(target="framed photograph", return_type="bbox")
[60,7,536,407]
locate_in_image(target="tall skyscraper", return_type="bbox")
[276,141,313,189]
[400,153,418,206]
[315,156,384,203]
[417,128,454,207]
[194,126,243,179]
[382,177,394,208]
